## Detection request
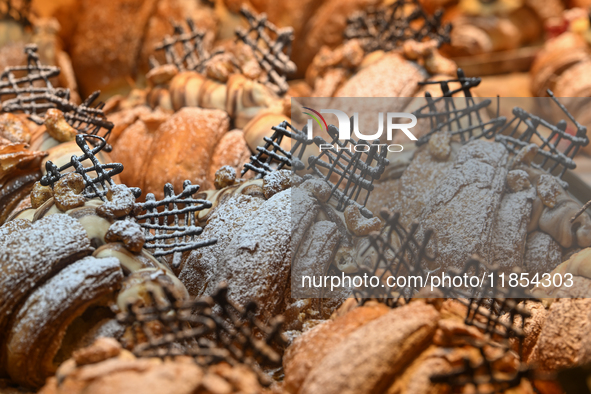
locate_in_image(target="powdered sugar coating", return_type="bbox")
[6,256,123,387]
[418,140,508,271]
[178,194,264,297]
[292,221,340,298]
[523,231,562,274]
[0,219,31,244]
[213,189,316,322]
[0,214,93,339]
[372,142,456,229]
[490,186,536,271]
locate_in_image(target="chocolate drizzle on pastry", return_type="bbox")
[353,209,436,307]
[241,120,310,178]
[151,18,224,73]
[344,0,452,53]
[235,7,297,95]
[133,180,217,260]
[307,124,389,218]
[0,45,114,147]
[117,283,286,386]
[415,72,589,187]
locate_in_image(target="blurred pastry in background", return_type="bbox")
[440,0,562,57]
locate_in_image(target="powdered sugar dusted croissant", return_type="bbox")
[0,176,192,388]
[6,256,123,387]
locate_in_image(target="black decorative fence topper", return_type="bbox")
[152,18,223,73]
[354,209,436,307]
[117,283,286,387]
[414,69,506,146]
[133,181,217,260]
[344,0,452,53]
[414,73,588,185]
[40,134,123,201]
[0,44,62,119]
[307,124,389,218]
[235,7,296,95]
[495,89,589,182]
[241,120,311,178]
[39,134,217,258]
[0,45,114,144]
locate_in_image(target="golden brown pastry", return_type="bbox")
[6,256,123,387]
[0,121,47,225]
[63,0,217,97]
[38,338,264,394]
[368,138,591,275]
[284,298,542,394]
[142,107,229,197]
[292,0,381,75]
[283,302,390,393]
[334,52,428,98]
[0,214,94,376]
[530,31,590,97]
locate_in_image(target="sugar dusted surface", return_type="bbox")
[214,189,297,321]
[524,231,562,274]
[178,194,264,297]
[418,140,508,271]
[7,256,123,386]
[0,215,94,333]
[490,186,536,271]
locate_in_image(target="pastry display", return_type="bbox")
[530,7,591,97]
[2,1,591,394]
[305,0,457,98]
[438,0,560,57]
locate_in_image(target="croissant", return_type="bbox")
[283,299,540,394]
[0,215,94,380]
[6,256,123,387]
[0,178,191,388]
[38,337,264,394]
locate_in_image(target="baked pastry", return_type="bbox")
[174,170,360,326]
[292,0,381,76]
[528,298,591,373]
[366,83,591,275]
[55,0,217,97]
[104,8,300,197]
[305,21,457,97]
[530,26,591,97]
[109,107,253,198]
[284,299,536,394]
[0,2,80,101]
[38,338,265,394]
[439,0,562,58]
[0,135,200,388]
[0,119,46,225]
[369,137,591,275]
